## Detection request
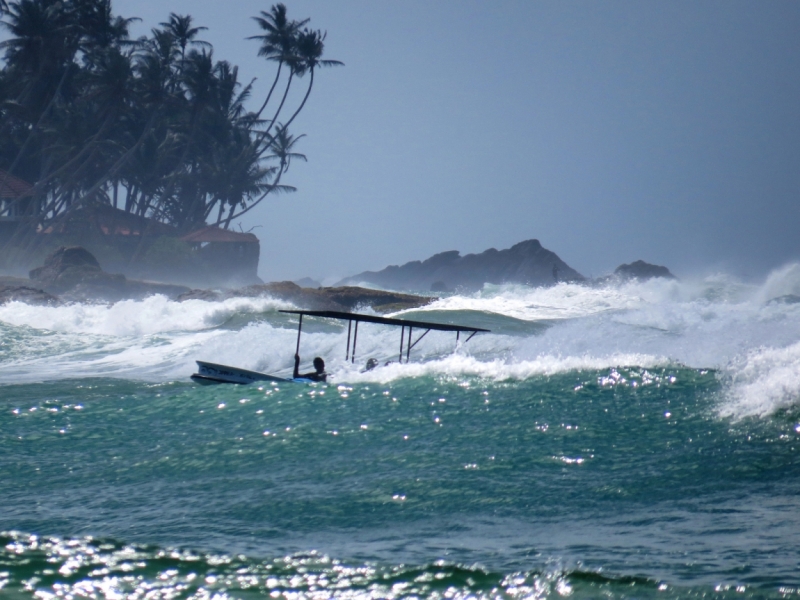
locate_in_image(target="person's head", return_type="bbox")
[365,358,378,371]
[313,357,325,373]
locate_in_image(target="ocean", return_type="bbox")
[1,267,800,599]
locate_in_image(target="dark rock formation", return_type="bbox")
[294,277,321,289]
[178,281,432,313]
[613,260,676,281]
[28,246,190,302]
[336,239,585,292]
[0,285,60,306]
[29,246,121,294]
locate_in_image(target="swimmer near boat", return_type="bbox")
[190,309,490,385]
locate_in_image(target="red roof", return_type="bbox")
[0,170,34,199]
[181,226,259,244]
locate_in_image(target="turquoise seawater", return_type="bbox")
[2,273,800,598]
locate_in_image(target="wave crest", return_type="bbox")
[720,340,800,419]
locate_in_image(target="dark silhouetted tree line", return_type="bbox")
[0,0,341,239]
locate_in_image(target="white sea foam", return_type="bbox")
[1,266,800,418]
[408,281,647,321]
[334,352,668,385]
[0,295,290,336]
[755,262,800,304]
[718,341,800,419]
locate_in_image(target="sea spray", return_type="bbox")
[1,270,800,406]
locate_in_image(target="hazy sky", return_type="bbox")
[58,2,800,280]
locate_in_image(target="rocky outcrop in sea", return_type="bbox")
[336,239,585,292]
[614,260,676,281]
[589,260,676,286]
[1,246,432,312]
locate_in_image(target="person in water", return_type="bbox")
[294,354,327,382]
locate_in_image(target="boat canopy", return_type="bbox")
[279,309,490,364]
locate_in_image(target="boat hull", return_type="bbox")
[192,361,296,385]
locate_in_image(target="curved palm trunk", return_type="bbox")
[257,70,293,151]
[281,67,313,131]
[125,185,137,213]
[213,198,224,222]
[221,201,236,229]
[254,62,283,120]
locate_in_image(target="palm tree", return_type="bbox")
[160,13,209,62]
[205,131,275,228]
[0,0,71,84]
[270,123,306,172]
[72,0,138,52]
[281,27,342,131]
[247,3,306,120]
[220,123,304,226]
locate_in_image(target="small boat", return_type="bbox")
[191,309,490,385]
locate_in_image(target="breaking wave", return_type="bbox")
[1,264,800,416]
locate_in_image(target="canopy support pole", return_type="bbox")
[295,314,303,354]
[408,329,430,353]
[345,320,352,360]
[399,326,405,363]
[351,321,359,363]
[465,330,477,344]
[456,330,460,350]
[406,327,412,363]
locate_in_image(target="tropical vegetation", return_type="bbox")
[0,0,341,240]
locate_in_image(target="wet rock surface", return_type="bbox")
[177,281,433,313]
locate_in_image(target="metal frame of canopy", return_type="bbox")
[279,309,490,365]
